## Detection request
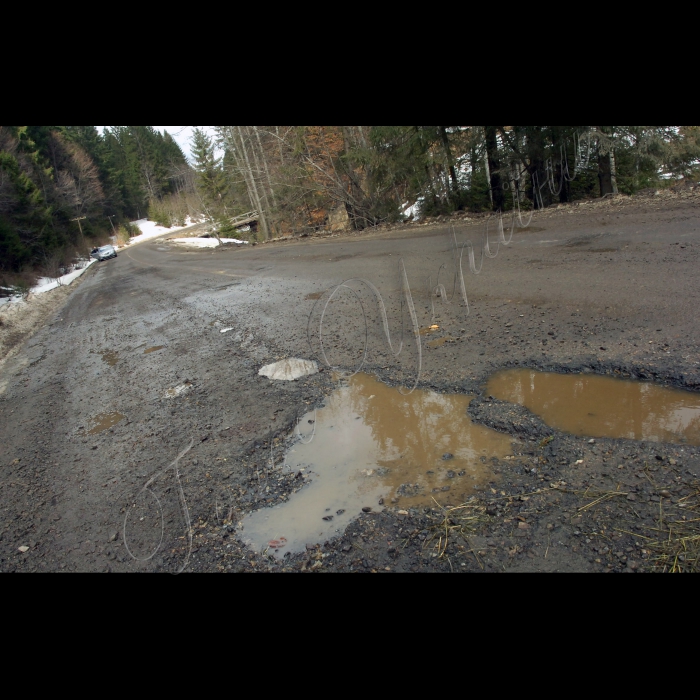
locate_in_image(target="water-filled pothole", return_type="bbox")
[487,369,700,445]
[99,351,119,367]
[88,412,125,435]
[427,337,455,349]
[240,373,513,556]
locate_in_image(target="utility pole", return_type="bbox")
[71,216,87,250]
[107,216,117,235]
[71,216,87,236]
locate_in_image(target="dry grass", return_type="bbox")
[424,499,492,569]
[1,269,38,297]
[643,482,700,573]
[426,477,700,574]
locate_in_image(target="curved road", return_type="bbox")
[1,194,699,572]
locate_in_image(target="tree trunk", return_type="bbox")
[484,126,505,211]
[597,126,619,197]
[610,148,619,194]
[598,152,615,196]
[484,152,493,206]
[236,126,269,239]
[253,125,277,207]
[439,126,459,197]
[558,159,570,203]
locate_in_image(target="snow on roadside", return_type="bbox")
[170,237,248,248]
[125,218,195,247]
[402,200,422,221]
[32,259,97,295]
[1,260,97,306]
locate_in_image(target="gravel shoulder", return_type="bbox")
[0,266,98,374]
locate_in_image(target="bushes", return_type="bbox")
[147,199,172,228]
[114,223,139,246]
[123,221,140,238]
[0,269,37,298]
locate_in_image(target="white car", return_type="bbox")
[91,245,118,262]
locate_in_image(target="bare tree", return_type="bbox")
[52,135,105,218]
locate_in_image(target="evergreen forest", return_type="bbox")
[2,126,699,283]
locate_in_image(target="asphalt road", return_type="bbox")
[2,190,700,573]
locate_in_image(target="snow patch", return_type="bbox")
[31,259,96,295]
[402,200,423,221]
[170,237,248,248]
[259,359,319,381]
[126,218,194,247]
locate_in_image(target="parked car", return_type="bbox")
[91,245,118,262]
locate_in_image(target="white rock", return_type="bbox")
[259,359,319,381]
[165,382,193,398]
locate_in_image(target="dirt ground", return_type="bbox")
[0,275,96,373]
[1,189,700,573]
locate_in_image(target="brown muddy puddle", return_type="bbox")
[99,351,119,367]
[240,373,514,556]
[427,337,456,349]
[487,369,700,445]
[88,412,126,435]
[144,346,165,354]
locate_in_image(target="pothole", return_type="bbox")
[427,337,455,349]
[240,373,513,556]
[99,351,119,367]
[420,325,441,336]
[144,346,165,355]
[88,412,125,435]
[487,369,700,445]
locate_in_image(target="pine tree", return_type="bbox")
[190,128,228,211]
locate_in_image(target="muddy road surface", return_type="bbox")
[2,191,700,573]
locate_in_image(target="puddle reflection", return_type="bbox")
[241,374,513,556]
[487,369,700,445]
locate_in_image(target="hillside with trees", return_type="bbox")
[2,126,699,284]
[175,126,700,241]
[0,126,189,282]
